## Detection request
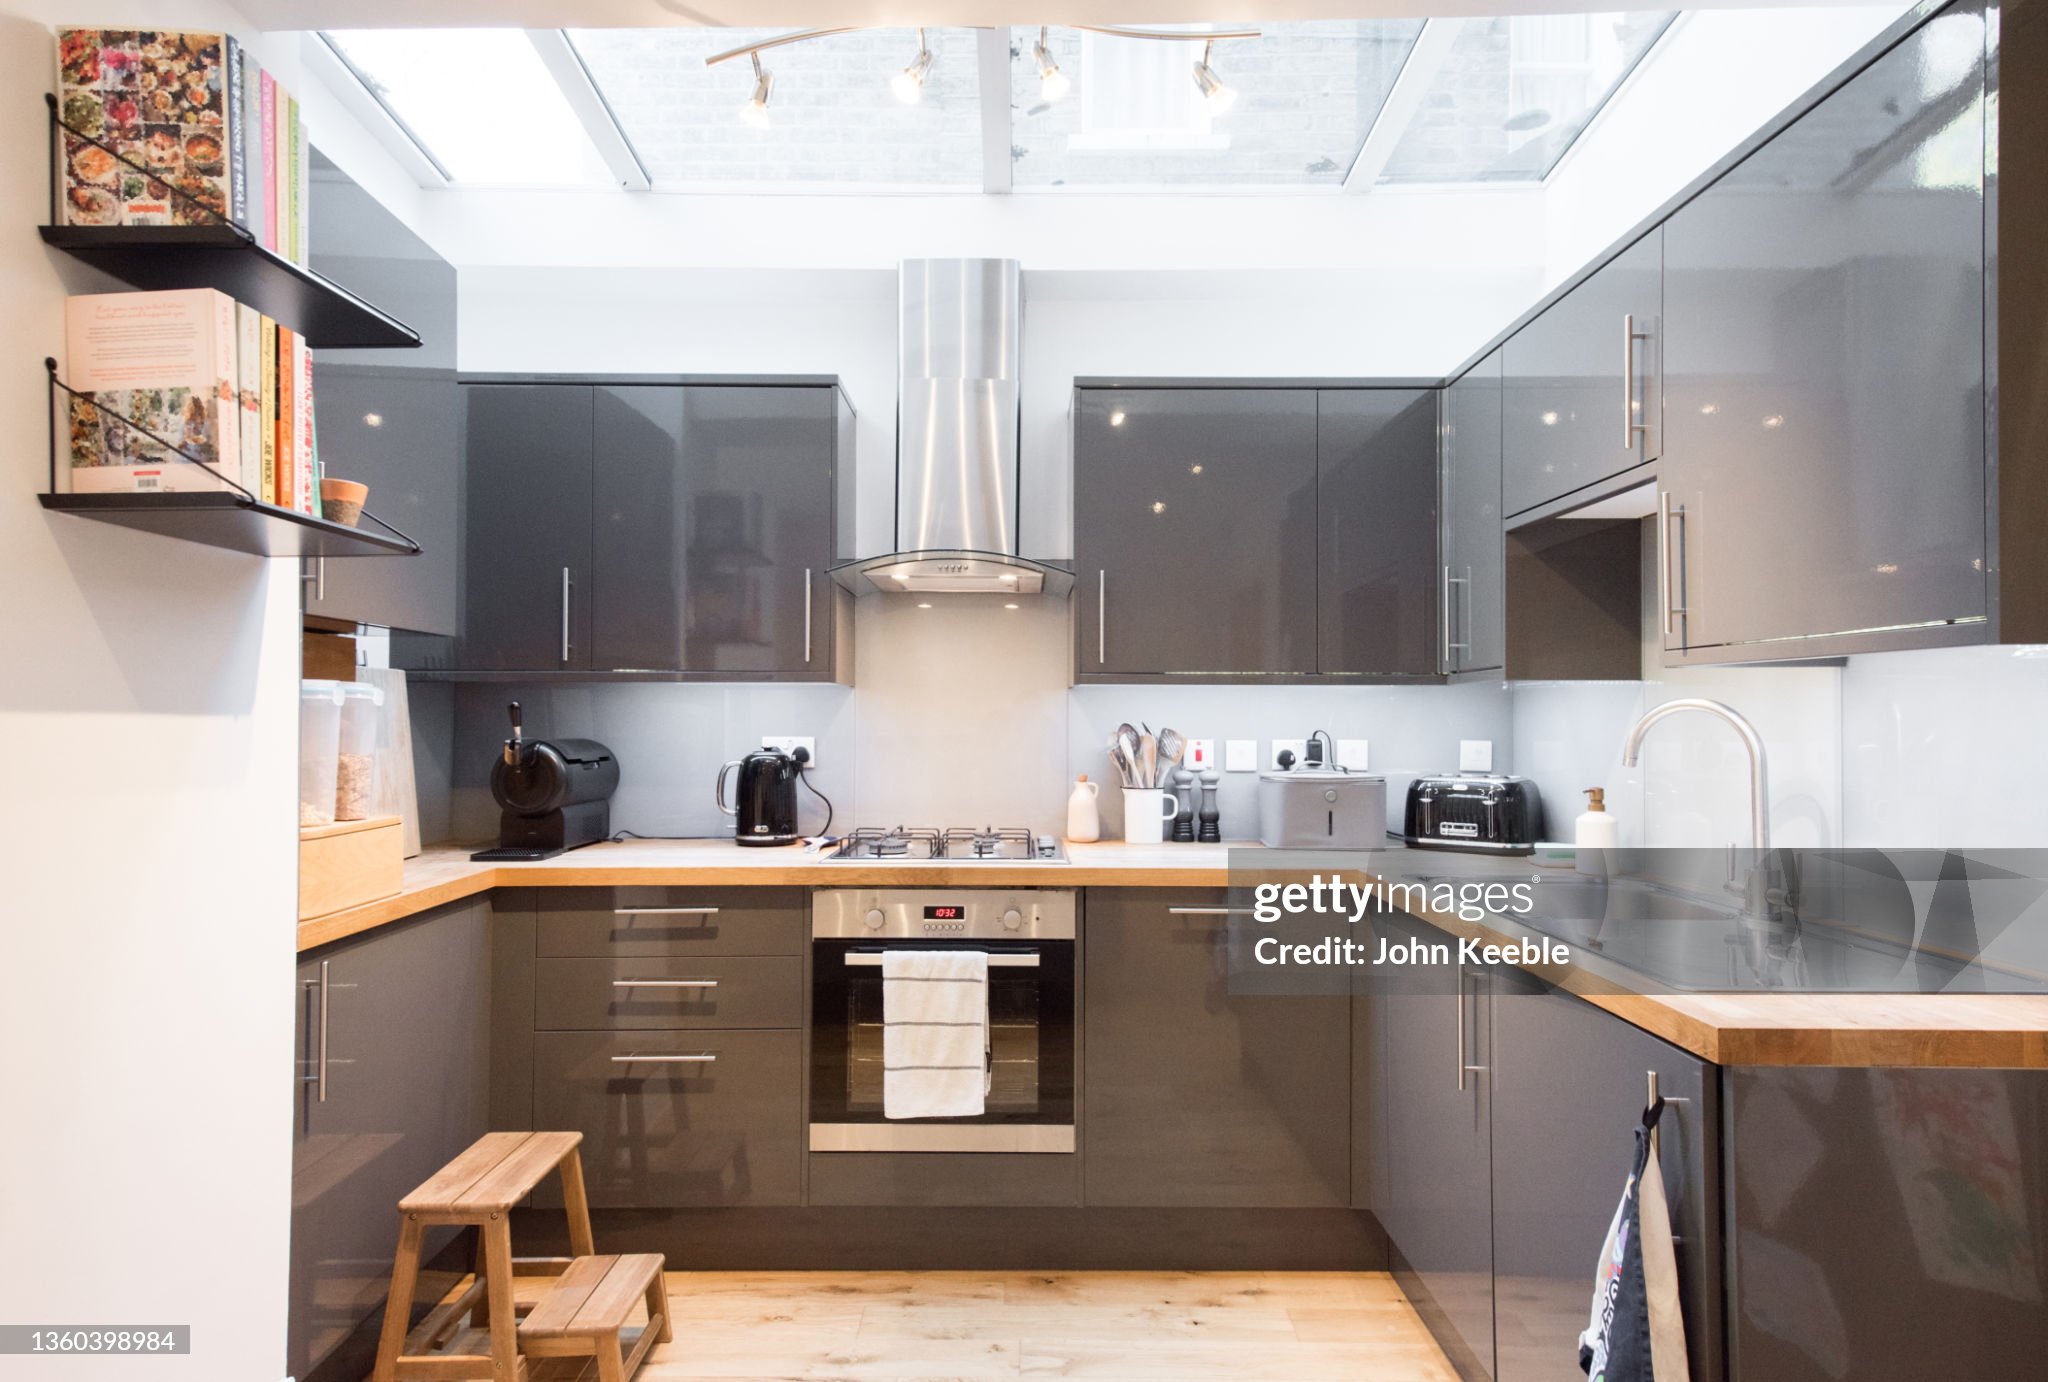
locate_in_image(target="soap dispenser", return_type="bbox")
[1576,788,1620,848]
[1067,775,1102,843]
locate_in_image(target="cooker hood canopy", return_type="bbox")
[830,258,1074,597]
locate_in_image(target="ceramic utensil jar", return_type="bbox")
[1121,788,1178,845]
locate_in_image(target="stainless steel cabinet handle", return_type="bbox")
[611,1052,716,1064]
[612,978,718,989]
[1097,570,1107,666]
[1166,907,1256,916]
[613,906,719,917]
[1455,962,1487,1091]
[1444,569,1472,659]
[1442,565,1454,670]
[315,959,330,1103]
[1658,491,1688,640]
[803,569,813,663]
[560,567,573,663]
[301,557,326,604]
[844,953,1041,968]
[1623,313,1651,449]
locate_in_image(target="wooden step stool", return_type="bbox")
[372,1130,642,1382]
[518,1253,671,1382]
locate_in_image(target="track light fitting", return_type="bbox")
[1034,27,1070,103]
[739,51,773,127]
[891,27,934,105]
[1192,40,1238,115]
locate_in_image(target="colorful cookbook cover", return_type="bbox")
[63,289,239,493]
[235,303,261,494]
[225,39,245,225]
[56,30,233,228]
[296,342,317,514]
[291,105,309,266]
[273,83,293,259]
[276,325,296,510]
[242,56,265,249]
[259,317,277,504]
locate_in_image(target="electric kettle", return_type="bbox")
[716,748,803,846]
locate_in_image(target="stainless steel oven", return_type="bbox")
[809,888,1076,1153]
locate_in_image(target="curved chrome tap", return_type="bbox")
[1620,697,1770,850]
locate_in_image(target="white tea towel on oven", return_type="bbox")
[882,950,989,1119]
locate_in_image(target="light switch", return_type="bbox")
[1459,739,1494,772]
[1225,739,1258,772]
[1186,738,1216,772]
[1337,739,1370,771]
[1272,738,1308,770]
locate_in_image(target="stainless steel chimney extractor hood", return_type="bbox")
[830,259,1074,597]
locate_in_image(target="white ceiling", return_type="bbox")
[239,0,1848,29]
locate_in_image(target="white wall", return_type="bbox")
[0,5,431,1378]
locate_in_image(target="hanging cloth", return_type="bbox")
[1579,1096,1691,1382]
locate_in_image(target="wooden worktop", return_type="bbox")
[296,839,2048,1070]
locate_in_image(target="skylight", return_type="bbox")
[1010,21,1425,191]
[318,15,1686,194]
[1377,13,1676,185]
[567,27,984,191]
[321,30,613,186]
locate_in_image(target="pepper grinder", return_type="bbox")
[1171,767,1197,843]
[1198,770,1222,843]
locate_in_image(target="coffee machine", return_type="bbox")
[471,702,619,861]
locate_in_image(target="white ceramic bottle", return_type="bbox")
[1576,787,1620,848]
[1067,775,1102,842]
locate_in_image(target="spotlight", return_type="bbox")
[1034,27,1070,102]
[892,28,934,104]
[739,52,773,127]
[1192,40,1237,115]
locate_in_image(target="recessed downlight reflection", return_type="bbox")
[1763,414,1785,429]
[1699,403,1718,415]
[363,412,384,428]
[1540,411,1559,426]
[1004,602,1020,610]
[1109,410,1127,427]
[1150,501,1166,514]
[917,601,933,609]
[1189,464,1203,475]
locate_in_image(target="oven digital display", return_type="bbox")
[923,905,965,920]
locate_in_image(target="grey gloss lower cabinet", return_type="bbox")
[1489,966,1721,1382]
[1082,890,1350,1207]
[1442,353,1506,674]
[1501,229,1661,517]
[531,1029,803,1209]
[288,900,490,1382]
[1318,389,1442,678]
[1074,389,1320,677]
[1366,909,1495,1378]
[1659,4,1988,659]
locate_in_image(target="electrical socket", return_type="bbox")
[762,735,817,766]
[1271,738,1308,770]
[1459,739,1493,772]
[1225,739,1258,772]
[1337,739,1370,771]
[1185,738,1217,772]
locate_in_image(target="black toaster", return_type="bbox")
[1404,774,1543,855]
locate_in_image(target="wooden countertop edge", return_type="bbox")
[295,851,2048,1070]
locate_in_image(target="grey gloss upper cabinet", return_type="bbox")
[592,386,838,676]
[1074,389,1319,676]
[1366,909,1495,1378]
[1502,229,1662,517]
[306,154,459,636]
[1442,353,1506,674]
[289,901,490,1382]
[1660,5,1988,658]
[1489,966,1722,1382]
[458,384,595,671]
[1083,890,1350,1207]
[1319,390,1442,678]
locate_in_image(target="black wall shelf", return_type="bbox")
[40,225,420,351]
[39,491,421,558]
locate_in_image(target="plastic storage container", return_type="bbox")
[335,682,385,821]
[300,681,346,828]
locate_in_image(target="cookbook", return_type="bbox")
[56,29,236,228]
[63,288,240,493]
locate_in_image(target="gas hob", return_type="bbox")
[821,826,1068,864]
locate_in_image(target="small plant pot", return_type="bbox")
[320,477,368,528]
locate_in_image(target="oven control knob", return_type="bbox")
[1001,907,1024,931]
[864,908,886,930]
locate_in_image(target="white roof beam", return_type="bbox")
[1343,18,1466,193]
[977,26,1013,194]
[526,28,652,191]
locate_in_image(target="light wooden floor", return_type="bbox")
[440,1270,1459,1381]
